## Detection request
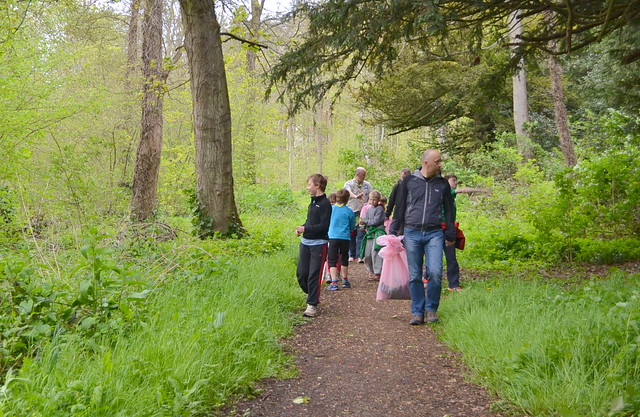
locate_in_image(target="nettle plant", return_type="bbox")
[0,228,151,376]
[70,228,152,336]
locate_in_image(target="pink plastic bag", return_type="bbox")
[322,254,341,282]
[383,217,392,233]
[375,235,411,300]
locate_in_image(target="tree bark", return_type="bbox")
[130,0,163,221]
[178,0,243,237]
[509,10,534,161]
[545,11,577,167]
[548,54,577,167]
[126,0,140,72]
[287,119,294,187]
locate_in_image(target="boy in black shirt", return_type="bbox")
[295,174,332,317]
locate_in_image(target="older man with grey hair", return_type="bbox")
[344,167,372,261]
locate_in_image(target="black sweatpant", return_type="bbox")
[444,242,460,288]
[296,243,327,306]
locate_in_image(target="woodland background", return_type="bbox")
[0,0,638,415]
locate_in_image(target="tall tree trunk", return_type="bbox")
[313,116,322,173]
[313,102,330,173]
[246,0,264,74]
[178,0,243,237]
[545,11,577,167]
[509,10,534,161]
[239,0,265,185]
[548,54,577,167]
[130,0,163,221]
[287,119,294,187]
[127,0,140,72]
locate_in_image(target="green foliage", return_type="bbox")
[566,31,640,116]
[335,144,371,180]
[465,133,524,180]
[572,238,640,265]
[439,272,640,416]
[458,113,640,266]
[270,0,639,117]
[572,153,640,237]
[0,231,301,416]
[0,228,150,377]
[236,183,297,216]
[0,186,19,244]
[70,228,151,336]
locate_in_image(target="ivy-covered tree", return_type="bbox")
[178,0,244,237]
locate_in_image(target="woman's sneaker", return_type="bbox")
[303,304,318,317]
[327,283,340,291]
[342,278,351,288]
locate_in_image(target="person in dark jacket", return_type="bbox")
[442,174,492,292]
[385,168,411,219]
[389,150,455,325]
[296,174,332,318]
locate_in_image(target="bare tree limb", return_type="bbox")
[220,31,268,49]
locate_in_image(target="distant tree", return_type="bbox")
[126,0,141,72]
[241,0,265,184]
[509,10,534,161]
[131,0,164,221]
[545,12,576,167]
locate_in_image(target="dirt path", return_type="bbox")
[226,261,504,417]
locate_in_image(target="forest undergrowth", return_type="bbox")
[0,202,638,416]
[0,114,639,415]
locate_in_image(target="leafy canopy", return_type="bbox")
[268,0,640,114]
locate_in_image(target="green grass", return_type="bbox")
[438,272,640,416]
[3,200,639,416]
[0,248,303,416]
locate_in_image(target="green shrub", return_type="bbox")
[572,238,640,264]
[0,186,19,244]
[0,229,151,377]
[236,183,299,216]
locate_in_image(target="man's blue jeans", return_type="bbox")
[404,227,444,316]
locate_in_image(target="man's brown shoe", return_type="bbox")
[426,311,439,323]
[409,315,424,325]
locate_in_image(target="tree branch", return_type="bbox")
[220,32,268,49]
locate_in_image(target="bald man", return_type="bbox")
[389,150,455,324]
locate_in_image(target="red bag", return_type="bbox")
[455,226,465,250]
[441,221,465,250]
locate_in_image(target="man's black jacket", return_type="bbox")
[389,170,456,242]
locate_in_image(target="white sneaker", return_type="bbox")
[303,304,318,317]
